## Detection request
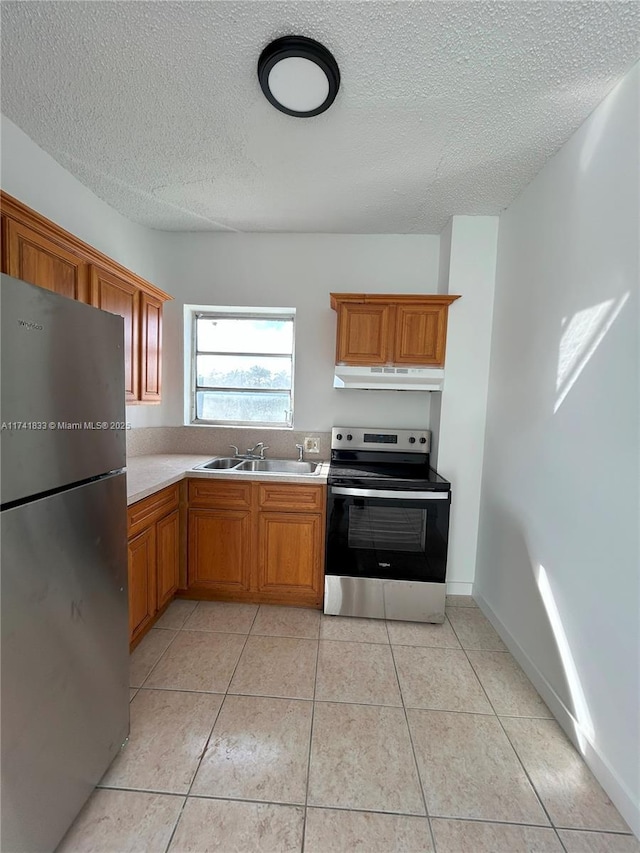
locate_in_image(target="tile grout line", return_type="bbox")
[446,612,567,849]
[132,626,182,691]
[161,603,260,853]
[384,618,439,853]
[453,626,569,852]
[94,783,575,827]
[301,620,321,853]
[154,603,202,853]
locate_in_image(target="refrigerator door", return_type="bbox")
[1,274,126,505]
[1,472,129,853]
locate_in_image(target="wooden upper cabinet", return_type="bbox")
[394,303,448,365]
[0,191,172,404]
[141,292,162,402]
[3,218,90,303]
[90,265,140,401]
[335,301,393,365]
[331,293,460,368]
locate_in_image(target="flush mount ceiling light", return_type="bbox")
[258,36,340,117]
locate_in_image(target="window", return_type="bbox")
[191,310,295,427]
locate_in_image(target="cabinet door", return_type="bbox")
[336,302,393,365]
[90,265,140,401]
[257,512,323,605]
[394,303,448,366]
[128,525,156,642]
[258,482,325,512]
[157,509,180,609]
[140,292,162,402]
[188,509,252,592]
[3,218,90,302]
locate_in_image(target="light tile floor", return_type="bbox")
[57,598,638,853]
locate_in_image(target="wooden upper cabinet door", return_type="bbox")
[188,509,252,592]
[128,525,157,642]
[257,512,323,604]
[141,292,162,402]
[3,218,90,302]
[336,302,394,365]
[394,303,448,366]
[90,265,140,401]
[157,509,180,610]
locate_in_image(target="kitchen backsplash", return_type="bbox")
[126,426,331,460]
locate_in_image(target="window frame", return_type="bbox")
[190,308,296,428]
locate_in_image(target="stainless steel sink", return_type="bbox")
[236,459,320,475]
[195,458,243,470]
[194,457,321,475]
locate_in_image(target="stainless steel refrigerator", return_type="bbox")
[1,274,129,852]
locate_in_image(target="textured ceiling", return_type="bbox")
[1,2,638,233]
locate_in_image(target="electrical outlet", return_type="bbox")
[303,437,320,454]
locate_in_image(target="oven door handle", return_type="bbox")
[330,486,449,500]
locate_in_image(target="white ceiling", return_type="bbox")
[1,2,638,233]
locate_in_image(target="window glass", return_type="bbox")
[192,312,295,427]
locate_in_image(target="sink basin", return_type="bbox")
[194,457,321,475]
[196,457,243,470]
[236,459,320,475]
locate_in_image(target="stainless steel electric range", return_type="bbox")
[324,427,451,623]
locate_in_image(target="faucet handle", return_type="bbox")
[229,445,240,457]
[295,443,304,462]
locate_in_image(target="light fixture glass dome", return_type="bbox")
[258,36,340,118]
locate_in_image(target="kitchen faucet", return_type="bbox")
[295,443,304,462]
[229,442,269,460]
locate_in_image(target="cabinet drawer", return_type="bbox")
[128,483,179,537]
[258,483,325,512]
[188,478,253,509]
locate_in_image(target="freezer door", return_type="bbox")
[1,274,126,504]
[1,472,129,853]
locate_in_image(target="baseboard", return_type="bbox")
[475,592,640,840]
[445,581,473,595]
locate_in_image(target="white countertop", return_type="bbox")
[126,453,329,505]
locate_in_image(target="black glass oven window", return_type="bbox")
[347,505,426,552]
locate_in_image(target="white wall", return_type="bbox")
[434,217,498,595]
[160,232,440,432]
[475,64,640,834]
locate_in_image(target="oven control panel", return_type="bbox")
[332,427,431,453]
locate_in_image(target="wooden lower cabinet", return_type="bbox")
[127,484,180,645]
[188,509,252,593]
[257,512,323,606]
[156,509,180,609]
[128,525,156,642]
[186,478,325,608]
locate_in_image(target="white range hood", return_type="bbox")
[333,365,444,391]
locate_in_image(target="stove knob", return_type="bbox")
[409,436,416,444]
[346,434,353,441]
[336,433,343,441]
[419,436,427,444]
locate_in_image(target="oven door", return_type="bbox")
[325,486,450,584]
